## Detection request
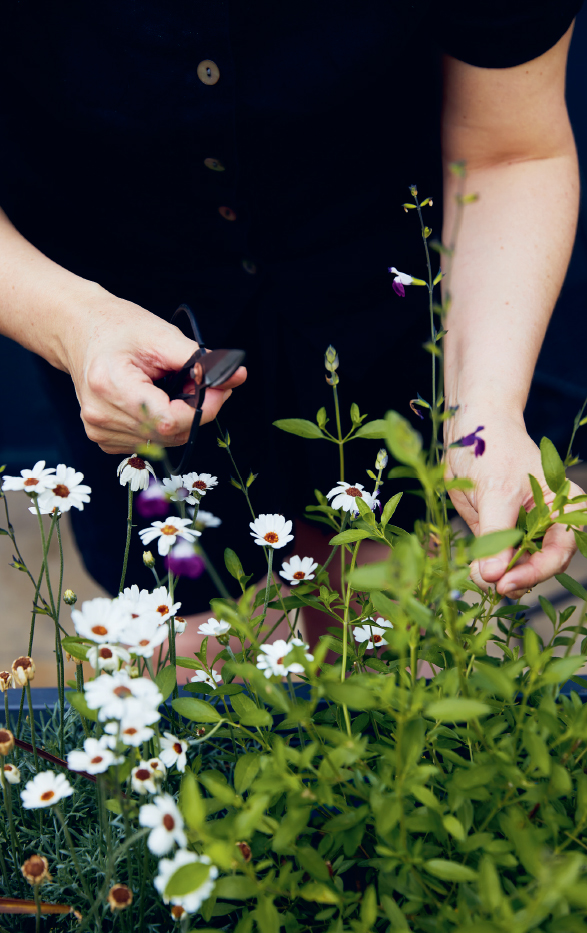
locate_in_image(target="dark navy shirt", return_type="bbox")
[0,1,582,607]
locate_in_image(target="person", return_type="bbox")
[0,0,583,618]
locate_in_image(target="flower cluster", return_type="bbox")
[2,461,91,513]
[256,638,314,678]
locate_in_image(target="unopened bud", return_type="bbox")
[324,345,339,372]
[196,727,206,737]
[0,671,13,692]
[125,664,140,679]
[108,884,133,912]
[409,184,418,197]
[236,841,252,862]
[63,589,77,606]
[65,652,83,666]
[21,855,52,886]
[217,633,230,647]
[375,449,388,471]
[0,728,14,756]
[143,550,156,569]
[3,763,20,784]
[11,656,35,686]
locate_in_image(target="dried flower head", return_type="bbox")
[65,652,83,666]
[108,883,133,911]
[63,589,77,606]
[21,854,52,886]
[0,728,15,756]
[11,656,35,687]
[0,671,13,692]
[236,841,252,862]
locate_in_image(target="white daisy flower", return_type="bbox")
[147,758,167,781]
[154,850,218,914]
[86,644,131,672]
[67,736,123,774]
[353,617,393,649]
[162,475,191,502]
[83,670,162,723]
[197,618,231,638]
[190,669,222,689]
[249,513,294,549]
[3,763,20,785]
[256,639,312,679]
[117,454,156,492]
[182,472,218,500]
[326,481,378,514]
[104,720,155,747]
[71,597,130,644]
[193,510,222,531]
[2,461,56,495]
[131,762,159,795]
[139,517,200,556]
[280,555,318,586]
[21,771,73,809]
[36,464,91,512]
[144,586,182,624]
[139,794,187,856]
[124,616,169,658]
[159,733,188,773]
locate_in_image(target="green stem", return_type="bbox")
[262,549,274,619]
[215,418,257,519]
[55,519,65,757]
[33,884,42,933]
[0,831,10,889]
[54,805,92,902]
[3,693,9,732]
[0,764,24,895]
[332,384,345,483]
[198,543,232,598]
[119,485,134,593]
[24,682,39,771]
[340,541,361,735]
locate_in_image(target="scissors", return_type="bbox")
[157,304,245,475]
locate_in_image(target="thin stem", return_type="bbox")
[55,519,65,757]
[198,543,232,599]
[215,418,256,519]
[119,485,134,593]
[0,764,24,895]
[54,806,92,902]
[262,549,274,619]
[33,884,42,933]
[332,384,345,483]
[3,693,9,731]
[24,682,39,771]
[340,541,361,735]
[565,395,587,466]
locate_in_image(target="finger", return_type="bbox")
[200,366,247,424]
[476,494,522,584]
[496,522,576,596]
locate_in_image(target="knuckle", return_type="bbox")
[81,404,110,429]
[86,360,114,397]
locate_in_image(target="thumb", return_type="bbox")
[475,492,521,584]
[138,328,198,381]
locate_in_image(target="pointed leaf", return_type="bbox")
[273,419,324,439]
[469,529,522,560]
[353,419,388,439]
[540,437,566,493]
[172,697,222,723]
[154,665,176,702]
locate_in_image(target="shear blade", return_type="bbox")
[198,348,245,388]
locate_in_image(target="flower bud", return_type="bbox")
[409,183,418,197]
[108,883,133,912]
[217,633,230,647]
[125,664,140,679]
[11,656,35,686]
[171,906,187,921]
[375,449,388,471]
[65,652,83,666]
[236,841,252,862]
[21,854,52,886]
[3,763,21,784]
[324,345,339,372]
[0,671,13,692]
[63,589,77,606]
[196,727,206,737]
[0,728,14,756]
[142,550,156,569]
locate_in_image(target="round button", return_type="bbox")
[242,260,257,275]
[197,60,220,86]
[218,206,237,221]
[204,157,225,172]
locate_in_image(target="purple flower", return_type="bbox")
[450,426,485,458]
[164,540,206,579]
[135,479,168,519]
[388,266,413,298]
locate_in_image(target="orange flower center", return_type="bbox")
[92,625,108,636]
[24,477,38,487]
[346,486,362,497]
[277,657,284,665]
[4,765,13,772]
[163,814,175,831]
[156,604,169,616]
[293,571,305,580]
[135,769,151,781]
[192,480,207,490]
[99,648,113,659]
[127,456,145,470]
[171,906,186,919]
[264,532,279,544]
[91,756,104,765]
[139,639,150,647]
[124,728,138,736]
[53,484,70,498]
[111,886,132,905]
[173,742,182,754]
[160,524,177,536]
[113,686,132,699]
[373,634,382,643]
[40,790,55,801]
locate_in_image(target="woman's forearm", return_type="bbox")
[443,151,579,436]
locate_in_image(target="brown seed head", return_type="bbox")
[0,671,12,693]
[21,854,52,886]
[171,905,186,920]
[236,841,252,862]
[11,656,35,686]
[108,883,133,911]
[0,728,15,756]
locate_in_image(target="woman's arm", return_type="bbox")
[442,24,583,598]
[0,208,245,453]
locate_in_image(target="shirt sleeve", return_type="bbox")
[432,0,584,68]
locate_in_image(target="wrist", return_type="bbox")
[444,400,526,446]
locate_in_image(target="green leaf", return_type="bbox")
[551,511,587,526]
[61,637,90,662]
[381,492,402,527]
[556,573,587,602]
[540,436,566,493]
[350,403,361,425]
[65,690,98,722]
[105,798,122,814]
[172,697,222,723]
[353,419,388,439]
[424,859,478,882]
[538,595,556,626]
[273,419,324,439]
[355,495,377,528]
[426,698,490,721]
[154,665,176,702]
[297,847,331,882]
[214,875,258,900]
[329,529,374,545]
[442,815,466,841]
[165,862,212,899]
[180,771,205,829]
[225,548,245,581]
[324,682,378,710]
[469,528,522,560]
[299,883,340,904]
[385,411,423,466]
[540,656,587,685]
[574,529,587,559]
[233,753,261,795]
[381,895,409,931]
[176,657,210,671]
[231,693,273,728]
